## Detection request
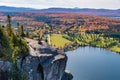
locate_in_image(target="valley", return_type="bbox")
[0,6,120,80]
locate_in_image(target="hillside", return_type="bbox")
[0,6,36,12]
[0,12,120,34]
[40,8,120,17]
[0,15,72,80]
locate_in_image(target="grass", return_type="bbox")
[109,46,120,53]
[50,34,72,48]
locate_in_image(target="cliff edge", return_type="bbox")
[0,38,73,80]
[20,38,72,80]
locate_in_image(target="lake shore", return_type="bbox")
[66,46,120,80]
[64,43,120,53]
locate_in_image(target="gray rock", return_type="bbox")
[0,60,11,80]
[21,38,68,80]
[0,60,11,72]
[0,38,73,80]
[61,70,73,80]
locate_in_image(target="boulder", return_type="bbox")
[61,70,73,80]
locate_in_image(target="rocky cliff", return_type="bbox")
[0,38,73,80]
[21,38,68,80]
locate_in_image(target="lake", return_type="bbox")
[66,47,120,80]
[109,16,120,19]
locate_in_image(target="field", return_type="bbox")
[50,34,72,48]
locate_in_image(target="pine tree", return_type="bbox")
[6,15,13,36]
[0,26,12,61]
[17,22,20,37]
[7,15,11,28]
[20,25,25,37]
[26,31,29,38]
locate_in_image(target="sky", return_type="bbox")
[0,0,120,9]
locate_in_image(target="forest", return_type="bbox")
[0,12,120,53]
[0,15,29,79]
[0,11,120,80]
[0,12,120,33]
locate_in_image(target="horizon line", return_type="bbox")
[0,5,120,10]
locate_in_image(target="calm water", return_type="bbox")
[66,47,120,80]
[109,17,120,19]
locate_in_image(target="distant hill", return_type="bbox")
[0,6,36,12]
[0,6,120,16]
[40,8,120,17]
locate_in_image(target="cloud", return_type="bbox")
[0,0,119,9]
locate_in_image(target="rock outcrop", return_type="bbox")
[21,38,68,80]
[0,38,73,80]
[0,61,11,80]
[62,70,73,80]
[0,61,11,72]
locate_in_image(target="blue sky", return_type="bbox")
[0,0,120,9]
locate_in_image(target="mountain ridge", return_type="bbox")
[0,6,120,16]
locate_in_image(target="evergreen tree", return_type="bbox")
[26,31,29,38]
[20,25,25,37]
[17,22,20,37]
[0,26,12,61]
[6,15,13,36]
[7,15,11,28]
[0,15,29,80]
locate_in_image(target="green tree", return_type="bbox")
[6,15,13,36]
[17,22,20,37]
[0,15,29,80]
[26,31,29,38]
[7,15,11,28]
[0,26,12,61]
[20,25,25,37]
